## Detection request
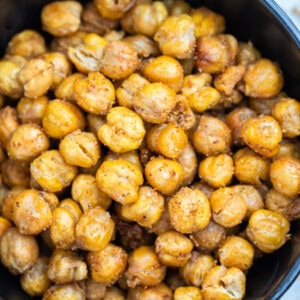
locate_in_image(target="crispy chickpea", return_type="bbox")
[104,287,125,299]
[128,283,172,300]
[20,256,51,297]
[0,227,39,274]
[41,1,83,37]
[85,278,107,300]
[193,115,232,156]
[240,115,282,157]
[133,82,177,124]
[270,156,300,198]
[94,0,135,19]
[265,189,293,215]
[196,34,238,73]
[104,29,125,42]
[168,187,211,233]
[246,209,290,253]
[1,187,25,221]
[237,41,261,66]
[274,142,300,160]
[202,265,246,300]
[174,286,203,300]
[98,106,146,153]
[210,187,247,228]
[145,157,183,195]
[76,207,115,251]
[0,216,12,238]
[234,147,270,186]
[87,113,106,136]
[96,159,143,205]
[43,283,85,300]
[199,154,234,188]
[155,231,193,267]
[42,99,85,139]
[125,246,166,288]
[164,0,191,15]
[243,58,283,98]
[143,56,184,92]
[100,41,139,80]
[154,15,195,59]
[7,123,49,162]
[59,199,82,222]
[87,243,127,285]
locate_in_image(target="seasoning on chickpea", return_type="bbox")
[43,282,85,300]
[128,283,172,300]
[94,0,135,19]
[174,286,203,300]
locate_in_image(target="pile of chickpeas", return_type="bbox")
[0,0,299,299]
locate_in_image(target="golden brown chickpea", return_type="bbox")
[237,41,261,66]
[7,123,49,162]
[42,99,85,139]
[87,243,127,285]
[76,207,115,251]
[265,189,293,215]
[154,14,195,59]
[59,198,82,222]
[96,159,143,205]
[42,283,85,300]
[246,209,290,253]
[210,187,247,228]
[0,227,39,274]
[165,0,191,16]
[128,283,172,300]
[20,256,51,297]
[199,154,234,188]
[41,1,83,37]
[86,113,106,136]
[1,187,25,221]
[174,286,203,300]
[30,150,78,193]
[274,141,300,160]
[191,6,225,38]
[100,41,139,80]
[234,147,270,186]
[155,230,193,267]
[196,34,238,73]
[94,0,135,19]
[168,187,211,233]
[133,82,177,124]
[145,157,183,195]
[0,216,12,238]
[270,156,300,198]
[193,115,232,156]
[85,278,107,300]
[104,286,125,300]
[125,246,166,288]
[202,265,246,300]
[240,115,282,157]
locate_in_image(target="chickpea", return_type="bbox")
[0,227,39,274]
[180,251,216,286]
[20,257,51,297]
[249,92,284,115]
[87,113,106,136]
[196,34,238,73]
[1,187,24,221]
[210,187,247,228]
[274,141,300,160]
[145,157,183,195]
[193,115,232,156]
[246,209,290,253]
[0,216,12,238]
[104,286,125,299]
[87,243,127,285]
[237,41,261,66]
[94,0,135,19]
[174,286,203,300]
[85,278,107,300]
[265,189,293,215]
[43,283,85,300]
[41,1,83,37]
[42,99,85,139]
[270,156,300,198]
[0,108,19,150]
[104,29,125,42]
[128,283,172,300]
[59,198,82,222]
[165,0,191,16]
[125,246,166,288]
[202,265,246,300]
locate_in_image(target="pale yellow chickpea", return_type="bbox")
[96,159,143,205]
[0,216,12,238]
[168,187,211,233]
[237,41,261,66]
[199,154,234,188]
[103,29,125,42]
[87,113,106,136]
[210,187,247,228]
[94,0,135,19]
[43,283,85,300]
[41,1,83,37]
[154,14,196,59]
[87,243,127,285]
[246,209,290,253]
[128,283,172,300]
[76,207,115,251]
[42,99,85,139]
[0,227,39,275]
[145,157,183,195]
[125,246,166,288]
[265,189,293,216]
[20,256,51,297]
[59,198,82,222]
[174,286,203,300]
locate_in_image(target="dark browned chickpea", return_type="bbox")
[128,283,172,300]
[0,216,12,238]
[41,1,83,37]
[94,0,135,19]
[174,286,203,300]
[42,283,85,300]
[196,34,238,73]
[0,227,39,274]
[237,41,261,66]
[193,115,232,156]
[265,189,293,215]
[87,243,127,285]
[125,246,166,288]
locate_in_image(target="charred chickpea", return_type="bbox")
[125,246,166,288]
[0,217,12,238]
[246,209,290,253]
[128,283,172,300]
[96,159,143,205]
[265,189,293,215]
[41,1,83,37]
[94,0,135,19]
[174,286,203,300]
[42,99,85,139]
[87,243,127,285]
[0,227,39,275]
[42,283,85,300]
[20,257,51,297]
[154,230,194,267]
[237,41,261,66]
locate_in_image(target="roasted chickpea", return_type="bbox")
[85,278,107,300]
[0,227,39,275]
[103,29,125,42]
[0,216,12,238]
[59,198,82,222]
[43,283,85,300]
[237,41,261,66]
[246,209,290,253]
[265,189,293,215]
[274,142,300,160]
[128,283,172,300]
[94,0,135,19]
[164,0,191,16]
[175,287,203,300]
[87,113,106,136]
[1,187,25,221]
[125,246,166,288]
[104,286,125,299]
